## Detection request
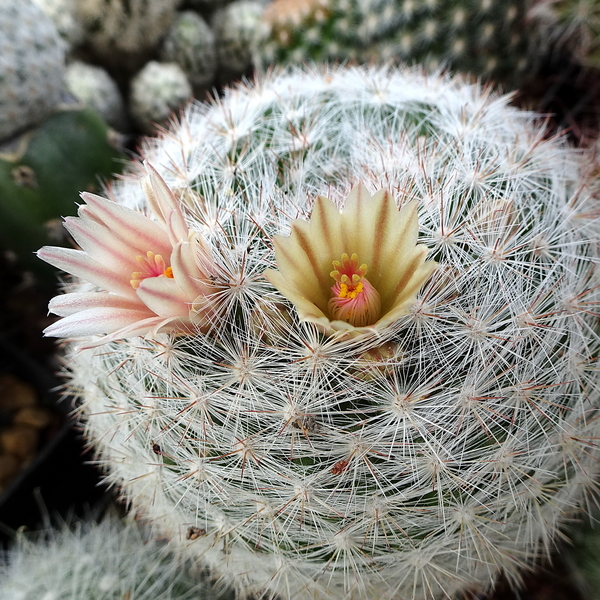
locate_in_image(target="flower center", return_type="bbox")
[130,251,174,289]
[328,253,381,327]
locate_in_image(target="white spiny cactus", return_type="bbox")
[0,0,66,141]
[0,513,227,600]
[42,64,600,600]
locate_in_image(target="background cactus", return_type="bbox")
[49,64,600,600]
[0,109,124,278]
[159,10,218,91]
[528,0,600,68]
[130,61,193,134]
[0,0,66,142]
[74,0,181,71]
[65,61,128,131]
[213,1,267,82]
[0,512,229,600]
[258,0,537,85]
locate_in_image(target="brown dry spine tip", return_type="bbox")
[186,525,206,540]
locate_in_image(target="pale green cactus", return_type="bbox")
[130,61,192,133]
[160,10,218,90]
[40,64,600,600]
[0,0,66,142]
[258,0,537,85]
[213,1,267,80]
[65,61,128,131]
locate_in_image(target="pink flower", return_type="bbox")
[264,185,437,335]
[38,164,218,344]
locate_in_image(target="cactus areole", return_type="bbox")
[41,65,600,600]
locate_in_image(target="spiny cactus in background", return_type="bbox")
[130,61,192,133]
[529,0,600,68]
[160,11,217,91]
[0,513,230,600]
[74,0,181,70]
[65,61,128,131]
[213,1,267,81]
[0,109,124,279]
[0,0,66,142]
[40,64,600,600]
[258,0,536,85]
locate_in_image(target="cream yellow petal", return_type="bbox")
[264,268,328,322]
[377,259,438,328]
[271,222,331,313]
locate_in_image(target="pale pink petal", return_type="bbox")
[43,307,155,338]
[63,216,138,274]
[79,193,172,257]
[142,163,188,243]
[171,240,213,300]
[136,276,190,317]
[77,316,184,348]
[38,246,137,299]
[48,292,146,317]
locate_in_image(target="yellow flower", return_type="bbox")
[264,185,437,335]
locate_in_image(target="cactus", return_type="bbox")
[160,11,218,91]
[0,0,66,142]
[0,109,124,278]
[65,61,128,131]
[130,61,193,134]
[74,0,181,70]
[258,0,536,85]
[528,0,600,68]
[40,64,600,600]
[0,513,228,600]
[213,1,267,81]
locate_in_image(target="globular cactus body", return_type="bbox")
[0,514,225,600]
[259,0,535,84]
[0,0,66,142]
[49,65,600,600]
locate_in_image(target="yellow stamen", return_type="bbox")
[130,251,173,289]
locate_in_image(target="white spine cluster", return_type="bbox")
[61,64,600,600]
[0,514,225,600]
[0,0,66,141]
